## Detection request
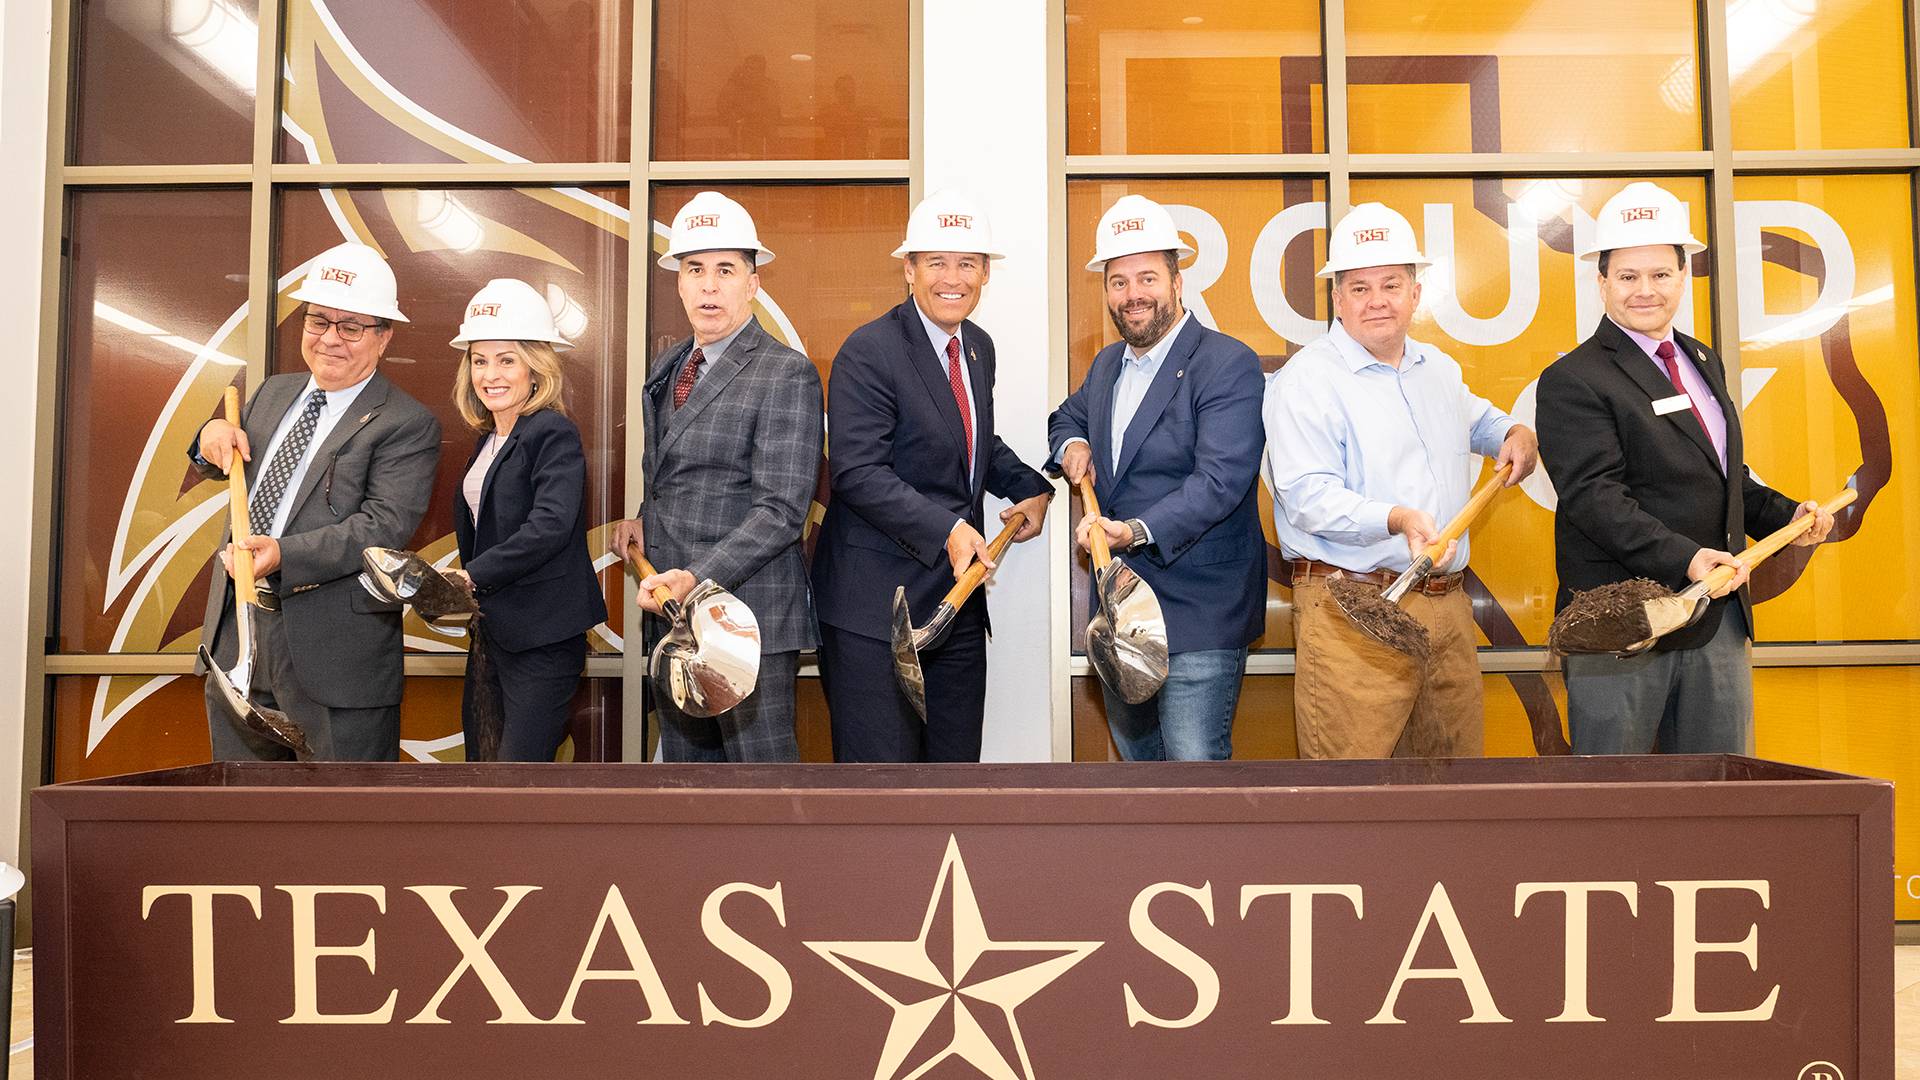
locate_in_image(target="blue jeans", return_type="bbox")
[1102,647,1248,761]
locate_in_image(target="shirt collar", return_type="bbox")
[692,318,751,365]
[913,299,964,361]
[1612,318,1676,363]
[1328,319,1426,373]
[1123,310,1191,367]
[299,371,374,415]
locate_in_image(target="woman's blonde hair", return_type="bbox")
[453,340,569,432]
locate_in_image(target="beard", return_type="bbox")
[1107,295,1178,350]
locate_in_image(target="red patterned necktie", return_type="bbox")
[945,336,973,471]
[673,346,705,409]
[1655,340,1710,438]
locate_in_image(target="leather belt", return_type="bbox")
[1288,558,1464,596]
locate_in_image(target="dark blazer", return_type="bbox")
[812,299,1051,637]
[640,316,824,654]
[192,371,441,707]
[454,406,606,653]
[1047,316,1267,654]
[1537,317,1799,651]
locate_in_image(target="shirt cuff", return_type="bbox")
[1356,500,1396,544]
[948,518,968,538]
[1474,416,1518,457]
[1050,436,1090,468]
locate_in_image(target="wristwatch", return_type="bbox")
[1124,518,1149,551]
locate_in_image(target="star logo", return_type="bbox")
[805,836,1103,1080]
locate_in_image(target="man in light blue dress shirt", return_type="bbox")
[1050,195,1267,761]
[1263,203,1536,760]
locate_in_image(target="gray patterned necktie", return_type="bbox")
[248,389,327,535]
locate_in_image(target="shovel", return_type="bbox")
[1076,477,1168,704]
[1326,463,1512,659]
[629,543,761,717]
[198,385,316,760]
[890,512,1025,722]
[1551,488,1856,657]
[359,547,480,632]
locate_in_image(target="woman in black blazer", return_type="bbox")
[446,279,607,761]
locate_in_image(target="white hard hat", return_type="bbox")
[1580,181,1705,262]
[659,191,775,270]
[1318,203,1431,278]
[289,241,409,322]
[449,278,573,351]
[1086,194,1195,272]
[892,189,1004,259]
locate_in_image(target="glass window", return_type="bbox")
[58,188,252,657]
[652,0,908,160]
[1734,174,1919,642]
[1727,0,1912,149]
[275,185,630,652]
[1346,0,1702,154]
[279,0,633,164]
[1065,0,1325,156]
[1347,176,1712,646]
[71,0,260,164]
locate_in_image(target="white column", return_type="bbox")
[0,2,52,862]
[919,0,1061,761]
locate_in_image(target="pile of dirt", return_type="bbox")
[1326,574,1430,661]
[1547,578,1674,655]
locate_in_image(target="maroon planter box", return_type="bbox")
[32,756,1892,1079]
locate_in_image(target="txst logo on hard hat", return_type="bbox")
[318,267,358,286]
[469,303,502,318]
[1353,228,1391,244]
[936,213,973,230]
[1621,207,1661,223]
[685,214,722,229]
[1111,217,1147,235]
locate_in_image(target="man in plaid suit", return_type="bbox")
[610,192,824,761]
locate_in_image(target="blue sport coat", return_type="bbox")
[1048,316,1267,654]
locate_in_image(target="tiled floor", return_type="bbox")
[3,947,1916,1074]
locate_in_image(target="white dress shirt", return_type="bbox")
[253,373,375,539]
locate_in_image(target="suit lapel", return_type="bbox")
[474,427,520,529]
[897,302,972,485]
[1599,319,1720,474]
[242,376,302,489]
[1114,318,1202,482]
[658,322,761,459]
[1085,347,1120,484]
[284,372,392,522]
[963,329,990,491]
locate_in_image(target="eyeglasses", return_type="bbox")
[302,312,384,342]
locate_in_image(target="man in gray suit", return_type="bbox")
[611,192,824,762]
[192,241,442,762]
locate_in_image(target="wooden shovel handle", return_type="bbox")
[625,542,679,610]
[1420,463,1512,566]
[942,513,1026,608]
[223,386,259,608]
[1076,476,1112,570]
[1701,488,1857,594]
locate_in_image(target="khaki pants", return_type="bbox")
[1291,576,1484,759]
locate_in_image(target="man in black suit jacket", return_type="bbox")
[1537,182,1833,755]
[811,191,1053,762]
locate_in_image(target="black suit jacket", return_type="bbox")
[811,299,1051,638]
[453,407,607,653]
[1537,317,1799,651]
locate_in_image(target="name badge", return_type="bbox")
[1652,393,1693,416]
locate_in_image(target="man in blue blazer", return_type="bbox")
[1049,195,1267,760]
[811,191,1053,762]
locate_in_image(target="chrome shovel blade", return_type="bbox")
[888,586,928,723]
[648,579,761,718]
[359,547,479,627]
[1087,559,1170,705]
[198,599,315,761]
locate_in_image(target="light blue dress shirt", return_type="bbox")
[913,300,979,533]
[1262,320,1513,574]
[1052,311,1192,546]
[254,372,375,539]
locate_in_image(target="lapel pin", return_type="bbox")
[358,413,373,424]
[1176,369,1185,378]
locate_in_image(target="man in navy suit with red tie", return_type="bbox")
[1049,194,1266,761]
[811,191,1053,762]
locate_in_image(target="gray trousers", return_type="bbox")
[203,603,401,762]
[656,649,800,762]
[1565,602,1754,755]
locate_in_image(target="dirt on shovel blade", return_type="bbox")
[1327,575,1429,661]
[1547,578,1673,655]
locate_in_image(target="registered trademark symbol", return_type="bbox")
[1797,1061,1844,1080]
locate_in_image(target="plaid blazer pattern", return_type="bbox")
[640,317,825,654]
